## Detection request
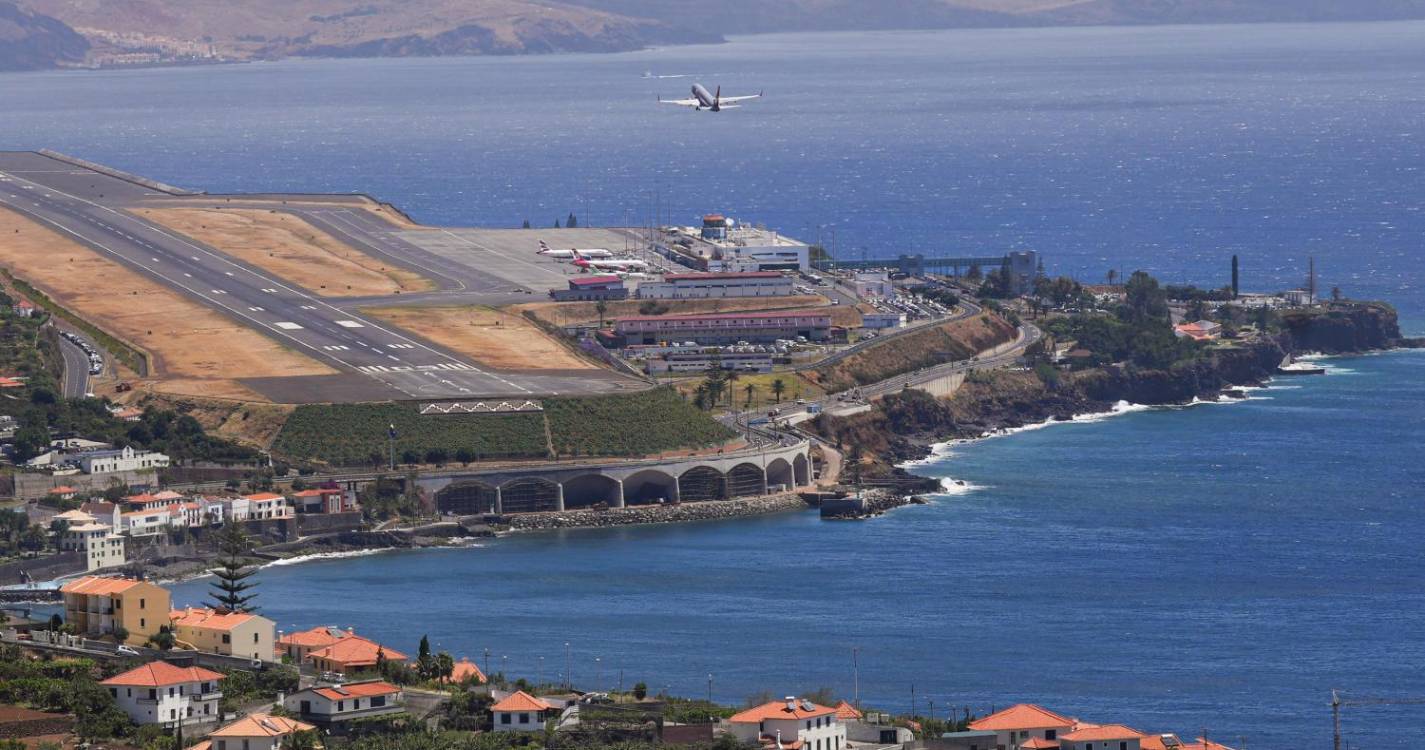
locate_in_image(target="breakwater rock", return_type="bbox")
[507,493,811,531]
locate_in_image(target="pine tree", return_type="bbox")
[417,634,435,679]
[207,522,258,613]
[522,219,531,229]
[567,212,579,228]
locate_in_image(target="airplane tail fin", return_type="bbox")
[715,85,721,108]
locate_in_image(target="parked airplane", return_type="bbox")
[538,240,612,259]
[659,84,762,112]
[575,253,649,271]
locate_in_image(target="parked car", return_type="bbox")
[116,645,140,656]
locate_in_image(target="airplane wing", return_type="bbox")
[659,97,702,107]
[719,92,763,104]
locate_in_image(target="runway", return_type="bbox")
[0,152,644,403]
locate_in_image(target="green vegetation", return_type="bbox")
[275,389,734,466]
[4,272,147,373]
[208,522,258,613]
[544,388,734,458]
[218,664,300,715]
[273,405,549,466]
[0,647,133,741]
[1044,271,1201,369]
[807,313,1017,392]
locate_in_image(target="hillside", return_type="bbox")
[13,0,1425,70]
[0,1,86,70]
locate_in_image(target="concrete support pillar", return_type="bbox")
[612,480,625,509]
[670,478,681,502]
[494,487,503,515]
[760,468,769,496]
[555,483,565,512]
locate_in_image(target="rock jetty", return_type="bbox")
[507,493,812,531]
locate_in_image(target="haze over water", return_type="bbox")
[4,21,1423,748]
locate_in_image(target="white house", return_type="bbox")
[190,713,316,750]
[728,697,846,750]
[79,446,171,474]
[243,493,291,520]
[221,496,251,522]
[59,522,126,571]
[121,508,172,537]
[968,704,1077,750]
[101,661,224,728]
[283,681,403,727]
[1059,724,1145,750]
[491,690,555,732]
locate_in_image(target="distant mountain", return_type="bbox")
[0,1,87,71]
[10,0,1425,71]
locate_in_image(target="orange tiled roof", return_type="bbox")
[447,658,486,684]
[730,699,836,723]
[102,661,224,687]
[313,681,400,701]
[59,576,144,596]
[52,485,77,493]
[1022,739,1060,749]
[293,488,340,497]
[278,626,349,648]
[186,742,212,750]
[1141,735,1173,750]
[1061,725,1145,742]
[492,690,553,712]
[170,607,263,631]
[245,493,284,501]
[209,713,314,738]
[969,704,1075,732]
[833,701,862,721]
[308,634,407,667]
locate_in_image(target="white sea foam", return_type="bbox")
[937,477,986,495]
[261,548,398,568]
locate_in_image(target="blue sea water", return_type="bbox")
[3,21,1423,747]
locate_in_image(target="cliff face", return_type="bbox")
[0,1,88,71]
[1280,302,1407,354]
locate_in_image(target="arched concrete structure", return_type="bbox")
[793,453,810,486]
[436,481,499,515]
[562,473,624,509]
[766,458,794,492]
[677,466,726,502]
[622,469,679,505]
[499,477,562,514]
[725,462,767,498]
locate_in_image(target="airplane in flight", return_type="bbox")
[659,84,762,112]
[538,240,612,259]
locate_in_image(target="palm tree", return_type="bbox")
[743,382,757,408]
[595,300,608,328]
[1107,269,1118,286]
[723,370,739,407]
[770,378,786,403]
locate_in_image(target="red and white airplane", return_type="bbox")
[538,240,612,259]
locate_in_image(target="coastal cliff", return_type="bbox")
[812,303,1415,475]
[0,1,87,71]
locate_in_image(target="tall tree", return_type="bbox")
[770,378,786,403]
[567,212,579,228]
[1230,255,1240,299]
[1107,268,1118,286]
[207,522,258,613]
[743,382,756,408]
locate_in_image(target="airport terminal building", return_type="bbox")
[614,310,832,346]
[637,271,794,299]
[656,214,810,272]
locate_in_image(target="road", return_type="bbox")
[0,152,641,402]
[55,331,90,398]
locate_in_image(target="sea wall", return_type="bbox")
[506,493,811,531]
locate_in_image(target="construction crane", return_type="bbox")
[1332,690,1425,750]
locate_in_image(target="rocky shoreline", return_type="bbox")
[506,492,813,531]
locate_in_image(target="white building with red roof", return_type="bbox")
[283,681,403,726]
[491,690,555,732]
[728,697,846,750]
[1058,724,1145,750]
[101,661,224,728]
[244,492,292,520]
[968,704,1077,750]
[186,713,315,750]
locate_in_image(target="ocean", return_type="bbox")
[3,21,1423,747]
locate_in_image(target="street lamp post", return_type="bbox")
[707,674,713,705]
[538,655,544,688]
[483,648,491,684]
[852,646,861,709]
[565,642,572,690]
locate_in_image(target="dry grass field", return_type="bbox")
[138,207,433,297]
[514,294,861,327]
[0,207,335,400]
[362,304,598,371]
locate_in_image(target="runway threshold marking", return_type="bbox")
[335,320,364,328]
[274,322,303,330]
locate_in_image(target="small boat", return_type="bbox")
[1277,356,1326,375]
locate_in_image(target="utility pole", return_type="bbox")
[910,683,916,718]
[707,673,714,704]
[483,648,490,683]
[387,423,397,470]
[852,647,861,709]
[565,641,572,690]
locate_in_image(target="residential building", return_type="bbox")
[549,275,628,302]
[78,446,170,474]
[637,271,793,299]
[101,661,224,728]
[615,310,832,346]
[728,697,846,750]
[59,522,126,571]
[276,625,349,663]
[244,492,291,520]
[13,299,37,318]
[1173,320,1222,341]
[59,576,171,645]
[121,507,172,537]
[307,634,408,675]
[291,488,355,514]
[169,607,276,663]
[1058,725,1144,750]
[491,690,555,732]
[80,501,121,527]
[187,713,316,750]
[445,657,486,685]
[167,501,205,527]
[50,485,79,500]
[123,491,183,512]
[967,704,1076,750]
[283,681,403,727]
[221,496,251,522]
